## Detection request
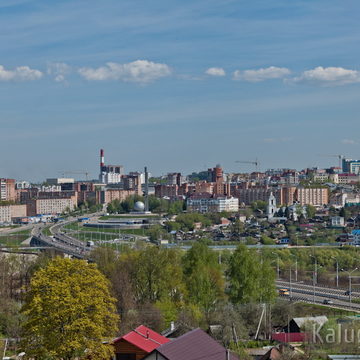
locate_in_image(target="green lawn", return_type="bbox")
[42,226,52,236]
[0,234,29,246]
[64,222,148,236]
[71,232,134,242]
[0,228,32,246]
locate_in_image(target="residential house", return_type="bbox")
[286,316,328,333]
[112,325,170,360]
[143,328,239,360]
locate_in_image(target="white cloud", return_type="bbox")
[47,62,71,82]
[0,65,43,81]
[341,139,357,145]
[205,67,226,77]
[292,66,360,86]
[78,60,172,83]
[233,66,290,82]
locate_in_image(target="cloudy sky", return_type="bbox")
[1,0,360,180]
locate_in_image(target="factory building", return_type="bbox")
[99,149,124,184]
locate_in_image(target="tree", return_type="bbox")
[21,257,119,360]
[182,243,224,315]
[133,247,185,304]
[227,245,276,304]
[306,205,316,219]
[251,200,267,212]
[339,207,349,220]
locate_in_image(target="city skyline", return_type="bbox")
[1,0,360,180]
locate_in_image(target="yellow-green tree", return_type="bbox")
[21,257,119,360]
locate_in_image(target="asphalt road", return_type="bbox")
[276,280,360,311]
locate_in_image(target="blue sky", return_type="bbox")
[1,0,360,181]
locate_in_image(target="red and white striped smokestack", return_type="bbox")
[100,149,105,169]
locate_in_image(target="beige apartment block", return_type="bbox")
[27,197,77,216]
[96,189,136,205]
[0,204,27,223]
[295,187,329,206]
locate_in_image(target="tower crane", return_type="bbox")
[59,171,90,181]
[235,159,260,172]
[318,154,344,169]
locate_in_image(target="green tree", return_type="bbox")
[306,205,316,219]
[231,219,244,236]
[228,245,276,304]
[134,247,185,304]
[21,257,119,360]
[251,200,267,212]
[339,207,349,220]
[260,235,275,245]
[182,243,224,314]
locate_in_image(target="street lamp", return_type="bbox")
[291,254,298,282]
[331,256,339,288]
[289,265,292,299]
[272,252,280,279]
[341,268,358,303]
[310,255,318,284]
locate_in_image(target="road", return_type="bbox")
[276,280,360,311]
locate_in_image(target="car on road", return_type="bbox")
[323,299,333,305]
[345,290,352,295]
[278,288,290,296]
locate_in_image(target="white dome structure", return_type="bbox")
[134,201,145,212]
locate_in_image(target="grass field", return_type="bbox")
[42,226,52,236]
[0,229,32,246]
[71,232,122,242]
[64,222,148,236]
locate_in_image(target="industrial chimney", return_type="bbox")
[99,149,105,183]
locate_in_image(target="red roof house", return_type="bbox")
[113,325,170,360]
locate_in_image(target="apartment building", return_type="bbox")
[234,187,283,206]
[295,187,329,206]
[96,189,136,205]
[27,195,77,216]
[155,184,178,199]
[329,173,360,184]
[0,178,16,202]
[0,205,27,223]
[187,193,239,213]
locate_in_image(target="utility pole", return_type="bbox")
[272,252,280,279]
[144,166,149,212]
[289,266,292,299]
[291,254,298,282]
[341,268,358,303]
[313,270,316,304]
[310,255,317,284]
[331,256,339,288]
